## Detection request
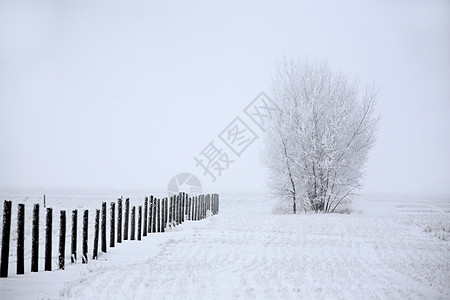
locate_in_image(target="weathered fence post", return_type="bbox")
[92,209,99,260]
[181,193,185,223]
[45,208,52,271]
[117,197,122,243]
[59,210,66,270]
[82,210,88,264]
[101,202,107,253]
[137,206,142,241]
[131,206,136,240]
[157,199,161,232]
[217,194,220,214]
[17,203,25,275]
[169,196,173,226]
[124,198,129,240]
[143,197,148,237]
[163,198,168,232]
[176,195,181,225]
[148,196,152,233]
[71,209,77,263]
[31,203,39,271]
[110,202,115,248]
[198,195,203,221]
[202,195,206,219]
[191,197,195,221]
[160,198,165,231]
[199,196,202,220]
[195,196,199,221]
[188,197,192,220]
[152,196,156,232]
[0,200,12,277]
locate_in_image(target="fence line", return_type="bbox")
[0,193,219,277]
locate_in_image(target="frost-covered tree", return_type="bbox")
[262,59,378,213]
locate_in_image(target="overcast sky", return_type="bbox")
[1,0,449,195]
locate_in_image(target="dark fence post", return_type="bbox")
[202,195,206,219]
[117,197,122,243]
[82,210,88,264]
[110,202,115,248]
[165,198,168,229]
[191,197,195,221]
[152,196,156,232]
[157,199,161,232]
[217,194,220,214]
[148,196,152,233]
[137,206,142,241]
[124,198,129,240]
[161,198,167,232]
[71,209,77,263]
[31,203,39,272]
[131,206,136,240]
[192,196,195,219]
[0,200,12,277]
[177,195,181,225]
[45,208,52,271]
[187,197,191,220]
[101,202,107,253]
[92,209,99,260]
[168,197,173,226]
[59,210,66,270]
[182,193,186,223]
[143,197,148,237]
[200,195,203,219]
[17,203,25,275]
[160,199,164,233]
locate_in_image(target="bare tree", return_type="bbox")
[262,59,378,213]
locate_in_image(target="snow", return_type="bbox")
[0,190,449,299]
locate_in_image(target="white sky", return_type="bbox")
[1,0,449,194]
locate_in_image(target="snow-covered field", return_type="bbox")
[0,190,449,299]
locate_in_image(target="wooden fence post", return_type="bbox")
[162,198,167,232]
[181,193,185,223]
[161,198,165,232]
[59,210,66,270]
[137,206,142,241]
[191,197,195,221]
[148,196,152,233]
[117,197,122,243]
[178,195,181,223]
[143,198,148,237]
[168,196,173,226]
[152,196,156,232]
[82,210,88,264]
[45,208,52,271]
[157,199,161,232]
[31,203,39,272]
[188,197,192,220]
[110,202,115,248]
[0,200,12,277]
[71,209,77,263]
[131,206,135,240]
[101,202,107,253]
[217,194,220,214]
[17,203,25,275]
[92,209,99,260]
[124,198,129,240]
